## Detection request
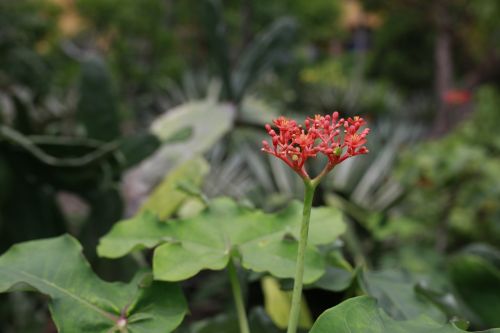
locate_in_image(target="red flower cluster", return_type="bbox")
[442,89,472,106]
[262,112,370,180]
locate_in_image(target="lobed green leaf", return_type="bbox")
[310,296,500,333]
[0,235,187,333]
[98,198,346,283]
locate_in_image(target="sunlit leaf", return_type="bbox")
[99,198,346,283]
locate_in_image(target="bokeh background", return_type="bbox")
[0,0,499,332]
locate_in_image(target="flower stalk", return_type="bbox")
[228,258,250,333]
[287,179,317,333]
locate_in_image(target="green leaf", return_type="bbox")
[130,101,233,193]
[414,282,469,324]
[79,188,124,260]
[77,56,120,142]
[308,250,354,292]
[310,296,500,333]
[99,198,346,283]
[359,269,445,322]
[448,252,500,327]
[150,101,234,146]
[0,235,187,333]
[97,211,164,260]
[119,133,161,169]
[460,244,500,269]
[139,157,209,219]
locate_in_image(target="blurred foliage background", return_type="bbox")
[0,0,499,332]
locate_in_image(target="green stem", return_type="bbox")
[287,180,317,333]
[228,258,250,333]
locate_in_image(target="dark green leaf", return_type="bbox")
[359,269,445,322]
[119,133,161,169]
[448,253,500,327]
[77,56,120,141]
[0,235,187,332]
[191,307,282,333]
[310,296,500,333]
[309,250,353,292]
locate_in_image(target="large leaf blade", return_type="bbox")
[359,269,445,321]
[99,198,346,283]
[0,235,187,333]
[310,296,500,333]
[449,251,500,327]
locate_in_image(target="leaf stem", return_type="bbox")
[287,180,317,333]
[228,258,250,333]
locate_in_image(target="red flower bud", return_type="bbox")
[261,112,370,180]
